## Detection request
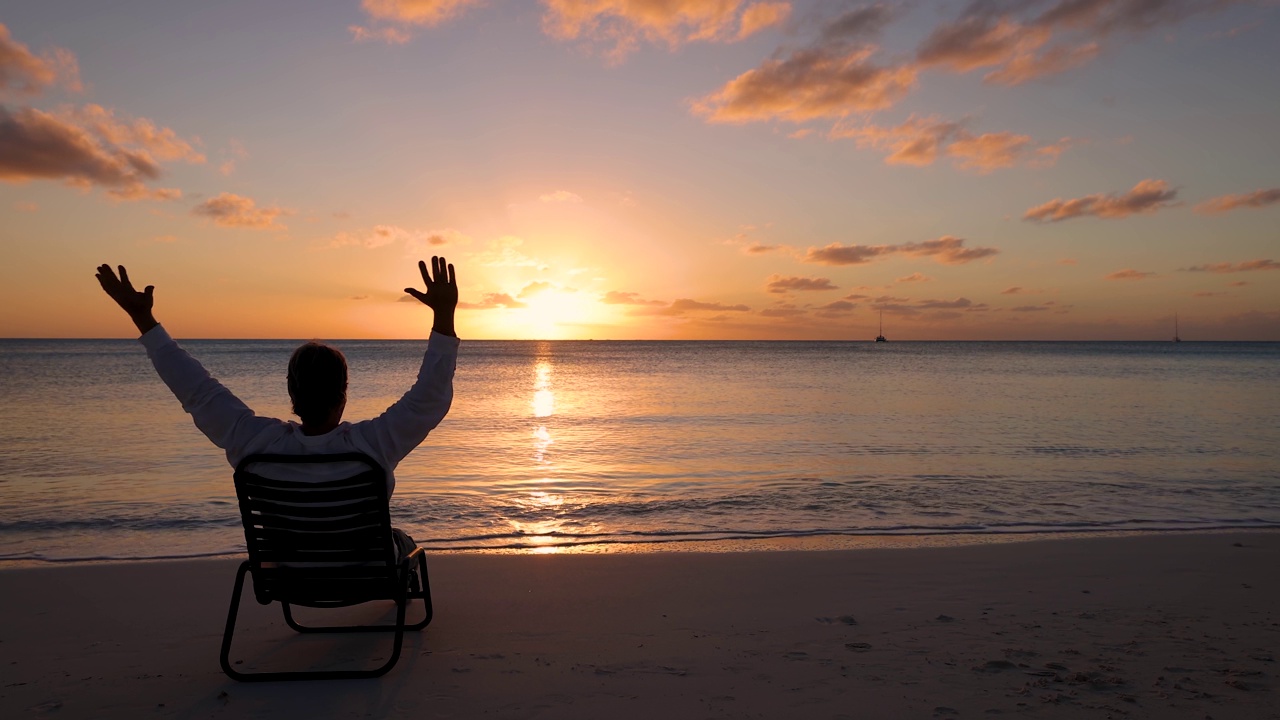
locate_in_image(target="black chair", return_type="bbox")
[220,453,432,681]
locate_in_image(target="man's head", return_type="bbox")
[287,342,348,429]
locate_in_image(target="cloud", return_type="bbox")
[349,295,370,301]
[819,4,895,44]
[519,281,556,298]
[815,299,858,314]
[69,105,205,163]
[539,189,583,203]
[332,224,413,248]
[765,274,837,293]
[1001,286,1024,294]
[692,45,917,123]
[870,296,983,315]
[896,272,932,283]
[602,290,665,306]
[192,192,287,230]
[915,1,1234,87]
[0,23,81,97]
[1191,291,1227,298]
[760,302,807,317]
[0,105,190,201]
[1194,188,1280,214]
[744,243,783,254]
[1023,179,1178,222]
[542,0,792,60]
[1104,268,1158,280]
[831,116,1069,170]
[946,131,1033,172]
[1228,281,1248,287]
[459,292,527,310]
[1180,259,1280,273]
[219,140,248,176]
[803,235,998,266]
[360,0,482,26]
[1011,304,1050,312]
[737,2,792,40]
[13,200,37,212]
[632,298,752,316]
[349,25,415,43]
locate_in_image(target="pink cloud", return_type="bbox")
[1024,179,1178,222]
[765,274,838,293]
[1180,259,1280,274]
[804,236,998,266]
[1104,268,1158,280]
[0,23,81,97]
[1194,188,1280,214]
[192,192,287,230]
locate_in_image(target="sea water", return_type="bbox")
[1,339,1277,562]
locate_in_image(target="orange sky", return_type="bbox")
[1,1,1278,340]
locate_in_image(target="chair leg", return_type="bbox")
[220,561,252,681]
[407,552,433,630]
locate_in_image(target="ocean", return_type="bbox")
[1,338,1277,563]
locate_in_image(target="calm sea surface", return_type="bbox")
[1,339,1277,563]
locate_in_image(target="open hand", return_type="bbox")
[96,264,158,335]
[404,257,458,313]
[404,257,458,336]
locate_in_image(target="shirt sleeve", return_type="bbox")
[354,330,459,468]
[139,324,280,463]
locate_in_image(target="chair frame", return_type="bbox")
[220,452,432,682]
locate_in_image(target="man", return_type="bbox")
[95,257,459,557]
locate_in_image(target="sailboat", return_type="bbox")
[875,310,887,342]
[1173,312,1182,343]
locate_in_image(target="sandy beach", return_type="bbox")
[2,532,1276,719]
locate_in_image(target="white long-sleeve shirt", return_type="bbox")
[139,325,458,495]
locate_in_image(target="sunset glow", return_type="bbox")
[1,1,1277,340]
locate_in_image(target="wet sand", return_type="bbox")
[1,532,1276,719]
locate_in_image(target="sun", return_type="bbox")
[514,289,602,339]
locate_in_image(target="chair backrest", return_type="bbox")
[233,453,399,605]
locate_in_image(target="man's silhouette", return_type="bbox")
[96,257,459,557]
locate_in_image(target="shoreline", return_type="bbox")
[3,525,1278,568]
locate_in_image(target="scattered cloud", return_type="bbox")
[1001,286,1024,295]
[815,299,858,315]
[13,200,37,212]
[1011,304,1050,312]
[1023,179,1178,222]
[759,302,807,318]
[1194,188,1280,214]
[518,281,557,298]
[1104,268,1158,280]
[192,192,287,230]
[632,298,752,316]
[1180,259,1280,274]
[349,294,370,301]
[69,104,205,163]
[539,189,583,203]
[804,235,998,266]
[1057,258,1078,266]
[896,272,932,283]
[459,292,527,310]
[332,224,421,248]
[915,0,1234,87]
[765,274,837,293]
[744,243,783,254]
[831,116,1070,170]
[352,0,482,42]
[692,45,917,123]
[543,0,792,60]
[602,290,665,306]
[1227,281,1248,287]
[737,2,792,41]
[0,23,81,97]
[0,105,191,201]
[1191,291,1227,298]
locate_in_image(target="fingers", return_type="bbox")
[118,265,135,291]
[432,256,443,282]
[144,285,155,298]
[404,288,427,303]
[418,259,432,287]
[447,262,455,286]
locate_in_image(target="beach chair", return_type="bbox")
[220,453,432,681]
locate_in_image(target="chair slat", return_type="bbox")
[245,512,385,533]
[246,496,384,519]
[237,482,381,504]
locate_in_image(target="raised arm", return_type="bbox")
[95,264,278,459]
[360,257,461,466]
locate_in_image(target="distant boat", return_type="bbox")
[875,310,887,342]
[1173,312,1182,343]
